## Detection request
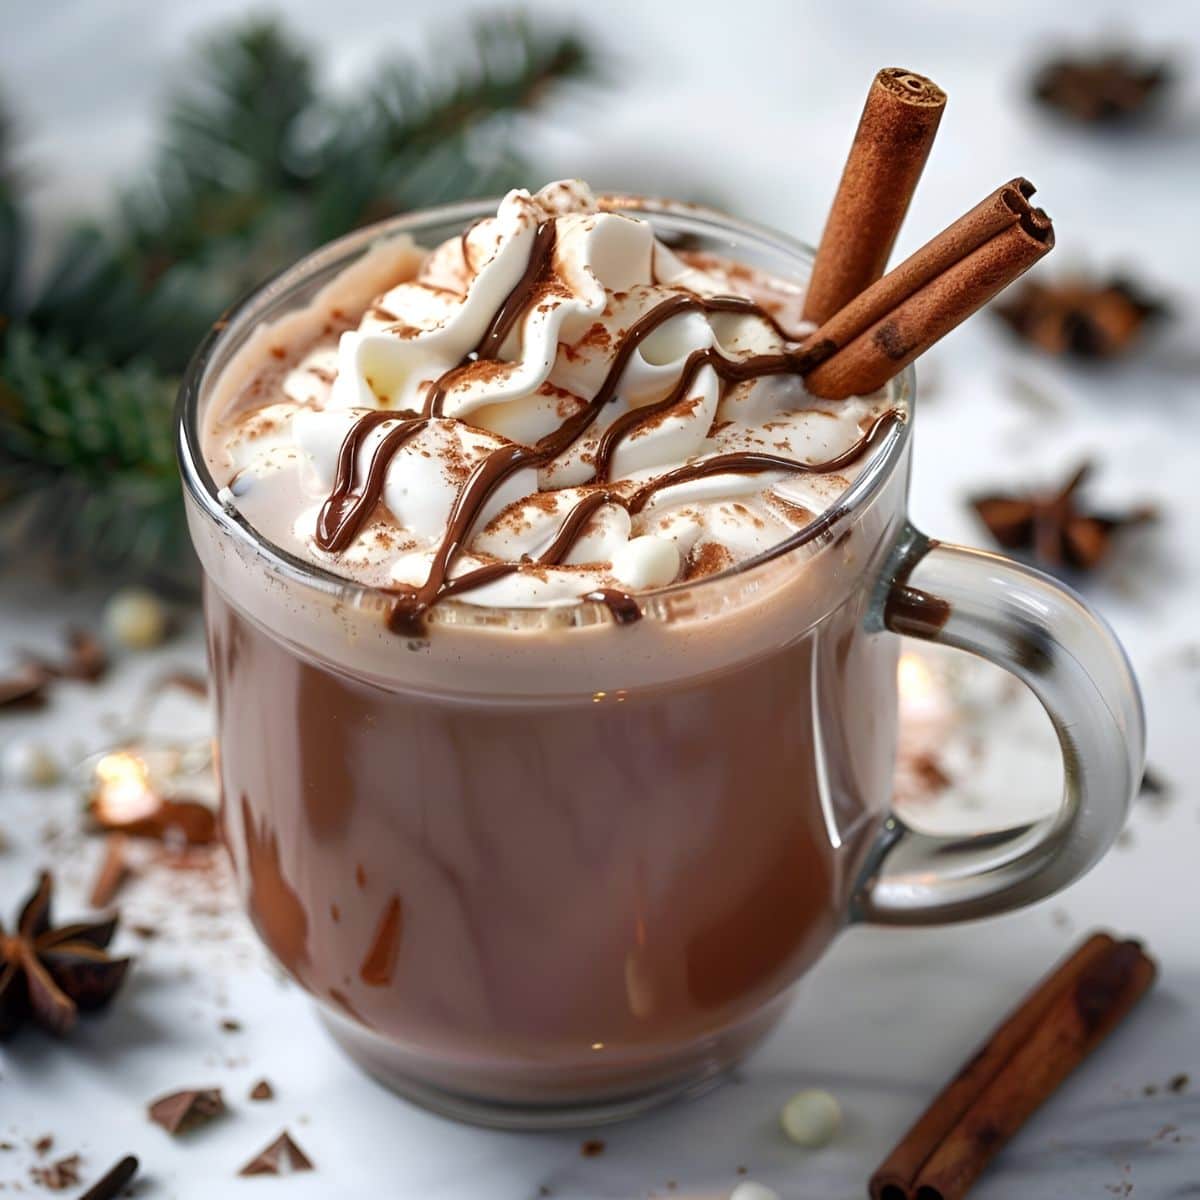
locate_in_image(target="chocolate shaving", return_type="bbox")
[1032,49,1173,124]
[57,628,107,682]
[92,791,218,847]
[0,871,131,1040]
[152,669,209,699]
[89,836,131,909]
[911,752,952,796]
[971,461,1155,572]
[239,1131,314,1176]
[0,661,50,709]
[148,1087,225,1134]
[249,1078,275,1101]
[30,1153,82,1191]
[580,1139,606,1157]
[78,1156,138,1200]
[1139,767,1168,796]
[7,627,107,707]
[994,274,1168,360]
[1138,766,1173,814]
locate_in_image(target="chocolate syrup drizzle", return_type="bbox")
[313,217,899,633]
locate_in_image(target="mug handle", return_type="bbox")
[851,526,1145,925]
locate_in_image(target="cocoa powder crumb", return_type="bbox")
[686,542,734,580]
[30,1154,81,1190]
[768,495,816,526]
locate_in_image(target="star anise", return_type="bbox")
[0,872,131,1039]
[1032,49,1173,124]
[994,274,1168,360]
[971,462,1156,572]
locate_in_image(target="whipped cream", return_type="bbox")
[205,181,900,615]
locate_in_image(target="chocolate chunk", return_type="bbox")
[249,1079,275,1101]
[0,661,50,708]
[59,628,108,682]
[148,1087,225,1134]
[1139,767,1169,796]
[30,1154,82,1190]
[239,1130,314,1176]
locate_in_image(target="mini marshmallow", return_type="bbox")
[610,535,681,590]
[3,740,61,787]
[730,1182,781,1200]
[105,588,169,650]
[780,1088,842,1147]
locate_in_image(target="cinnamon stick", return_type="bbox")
[870,933,1156,1200]
[803,68,947,325]
[803,178,1054,400]
[78,1155,138,1200]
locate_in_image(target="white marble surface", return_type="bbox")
[3,0,1200,1196]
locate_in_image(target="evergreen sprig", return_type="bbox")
[0,13,592,582]
[0,329,185,580]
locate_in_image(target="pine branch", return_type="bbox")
[310,14,589,237]
[0,98,24,316]
[0,327,188,581]
[116,13,593,346]
[123,20,317,270]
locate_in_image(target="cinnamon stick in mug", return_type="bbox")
[870,932,1157,1200]
[803,67,947,325]
[802,178,1054,400]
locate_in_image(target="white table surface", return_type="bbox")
[3,1,1199,1196]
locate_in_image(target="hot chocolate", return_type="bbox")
[193,182,908,1117]
[181,74,1143,1130]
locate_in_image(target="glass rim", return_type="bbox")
[176,192,914,624]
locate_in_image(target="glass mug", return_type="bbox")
[177,197,1144,1129]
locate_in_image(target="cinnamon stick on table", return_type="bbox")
[802,178,1054,400]
[870,932,1157,1200]
[803,67,947,325]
